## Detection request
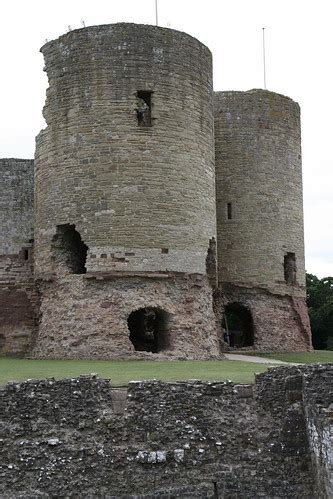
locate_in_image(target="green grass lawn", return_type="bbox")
[1,351,331,387]
[253,350,333,364]
[0,358,271,386]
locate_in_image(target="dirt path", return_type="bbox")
[224,353,301,365]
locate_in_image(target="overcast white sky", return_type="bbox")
[1,0,332,277]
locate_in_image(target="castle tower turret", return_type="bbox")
[33,24,219,359]
[214,89,312,351]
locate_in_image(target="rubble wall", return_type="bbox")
[1,365,332,497]
[32,274,219,359]
[222,284,312,351]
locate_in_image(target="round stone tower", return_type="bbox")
[214,89,312,351]
[33,24,218,359]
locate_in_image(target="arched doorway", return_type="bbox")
[224,303,254,348]
[127,307,171,353]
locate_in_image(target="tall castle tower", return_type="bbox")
[214,90,312,351]
[32,24,219,359]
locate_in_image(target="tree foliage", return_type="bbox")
[306,273,333,349]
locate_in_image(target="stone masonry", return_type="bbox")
[0,159,37,355]
[0,23,312,357]
[214,90,311,351]
[0,364,332,497]
[32,273,219,359]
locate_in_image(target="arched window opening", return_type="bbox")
[51,224,88,274]
[128,307,171,353]
[224,303,254,348]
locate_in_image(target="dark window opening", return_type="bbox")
[284,252,297,285]
[224,303,254,348]
[206,237,217,287]
[227,202,232,220]
[161,248,169,254]
[136,91,152,127]
[0,334,5,351]
[51,224,88,274]
[128,307,170,353]
[23,249,29,260]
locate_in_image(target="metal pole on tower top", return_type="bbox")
[155,0,159,26]
[262,27,267,89]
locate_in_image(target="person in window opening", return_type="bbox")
[223,328,230,345]
[136,96,151,126]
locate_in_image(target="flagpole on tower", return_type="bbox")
[155,0,159,26]
[262,27,267,89]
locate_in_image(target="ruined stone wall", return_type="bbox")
[303,366,333,498]
[256,364,333,498]
[0,159,36,355]
[214,90,311,351]
[1,365,332,497]
[35,23,215,277]
[32,273,219,359]
[222,283,311,351]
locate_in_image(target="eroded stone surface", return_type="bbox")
[32,273,220,359]
[221,284,312,351]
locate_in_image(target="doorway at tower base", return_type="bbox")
[31,273,220,360]
[219,284,312,352]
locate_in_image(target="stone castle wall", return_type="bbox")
[0,364,331,497]
[0,159,37,355]
[0,158,34,255]
[35,23,216,277]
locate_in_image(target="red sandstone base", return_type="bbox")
[31,273,220,360]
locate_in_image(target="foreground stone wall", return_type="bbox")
[303,367,333,497]
[0,159,36,355]
[32,273,219,359]
[1,365,332,497]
